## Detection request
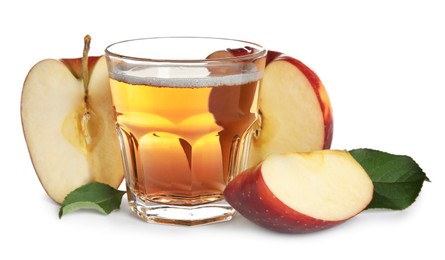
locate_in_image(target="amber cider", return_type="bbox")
[110,74,260,206]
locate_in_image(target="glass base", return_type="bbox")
[127,192,235,226]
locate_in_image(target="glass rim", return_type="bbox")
[104,36,267,64]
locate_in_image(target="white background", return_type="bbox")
[2,0,444,259]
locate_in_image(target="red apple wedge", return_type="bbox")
[248,51,333,167]
[21,36,124,204]
[224,150,373,233]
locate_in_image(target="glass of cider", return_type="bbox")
[105,37,266,225]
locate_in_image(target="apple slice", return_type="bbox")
[248,51,333,167]
[224,150,373,233]
[21,36,124,204]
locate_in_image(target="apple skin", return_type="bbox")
[227,46,256,56]
[60,56,101,79]
[265,50,281,64]
[224,164,345,233]
[267,51,333,149]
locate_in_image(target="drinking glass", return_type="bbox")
[105,37,266,225]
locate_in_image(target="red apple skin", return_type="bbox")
[266,51,333,149]
[227,46,256,56]
[265,50,281,64]
[224,164,344,233]
[60,56,102,79]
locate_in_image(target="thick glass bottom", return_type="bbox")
[127,191,235,226]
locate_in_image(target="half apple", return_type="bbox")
[207,49,333,167]
[21,36,124,204]
[248,51,333,167]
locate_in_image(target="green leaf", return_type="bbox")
[59,182,126,218]
[349,148,429,210]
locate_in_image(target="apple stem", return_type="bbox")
[81,35,92,146]
[82,35,91,102]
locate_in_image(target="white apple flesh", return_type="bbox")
[224,150,374,233]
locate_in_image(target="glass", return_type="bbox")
[105,37,266,225]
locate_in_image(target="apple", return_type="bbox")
[21,35,124,204]
[205,50,237,75]
[227,46,255,56]
[207,48,333,167]
[224,150,374,233]
[248,51,333,167]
